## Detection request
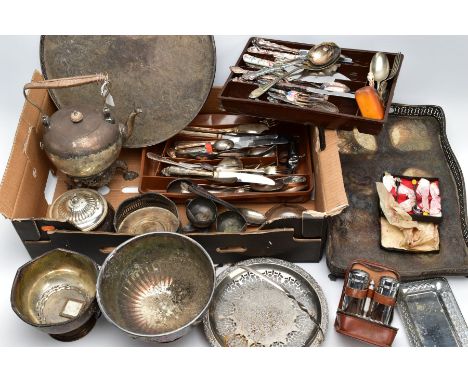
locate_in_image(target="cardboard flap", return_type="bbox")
[312,127,348,214]
[0,70,52,219]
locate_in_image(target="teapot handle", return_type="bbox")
[23,73,108,116]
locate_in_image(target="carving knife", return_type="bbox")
[161,166,275,185]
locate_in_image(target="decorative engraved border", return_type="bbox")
[203,258,329,347]
[390,104,468,246]
[397,277,468,347]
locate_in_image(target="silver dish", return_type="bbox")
[97,232,215,343]
[397,277,468,347]
[10,248,100,341]
[48,189,108,231]
[203,258,328,347]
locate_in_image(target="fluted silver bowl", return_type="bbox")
[97,232,215,342]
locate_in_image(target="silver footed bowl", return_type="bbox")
[10,248,100,341]
[203,258,328,347]
[97,232,215,342]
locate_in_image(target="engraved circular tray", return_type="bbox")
[203,258,328,347]
[40,35,216,148]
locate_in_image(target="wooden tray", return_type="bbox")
[139,121,314,203]
[220,37,403,135]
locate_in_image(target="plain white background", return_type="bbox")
[1,35,468,347]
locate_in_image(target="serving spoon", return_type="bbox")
[249,42,342,99]
[369,52,390,95]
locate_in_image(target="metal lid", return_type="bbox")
[377,276,400,298]
[45,106,120,157]
[346,269,370,290]
[49,189,108,231]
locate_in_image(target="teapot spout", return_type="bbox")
[121,107,142,141]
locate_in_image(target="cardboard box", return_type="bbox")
[0,71,348,265]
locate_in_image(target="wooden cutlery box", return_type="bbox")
[0,71,348,265]
[139,120,314,203]
[220,37,403,135]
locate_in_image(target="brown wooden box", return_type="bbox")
[0,71,348,266]
[139,121,314,203]
[220,37,403,135]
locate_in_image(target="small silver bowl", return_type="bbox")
[97,232,215,342]
[114,193,180,234]
[11,249,100,341]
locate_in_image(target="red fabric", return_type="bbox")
[391,179,439,214]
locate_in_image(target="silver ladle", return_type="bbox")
[178,180,266,226]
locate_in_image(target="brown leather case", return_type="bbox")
[334,259,400,347]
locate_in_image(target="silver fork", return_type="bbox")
[231,166,288,176]
[267,91,340,113]
[269,88,325,105]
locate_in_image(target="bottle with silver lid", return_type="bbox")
[368,276,399,325]
[341,269,370,316]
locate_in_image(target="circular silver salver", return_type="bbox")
[203,258,328,347]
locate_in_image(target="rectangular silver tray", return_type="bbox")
[397,278,468,347]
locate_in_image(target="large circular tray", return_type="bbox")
[203,258,328,347]
[40,35,216,148]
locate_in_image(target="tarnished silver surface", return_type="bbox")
[10,249,100,341]
[398,277,468,347]
[117,207,180,235]
[114,193,180,233]
[203,258,328,347]
[97,232,215,342]
[327,105,468,279]
[40,35,216,148]
[48,188,108,231]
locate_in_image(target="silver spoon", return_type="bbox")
[370,52,390,95]
[217,157,243,170]
[173,139,234,151]
[249,42,342,99]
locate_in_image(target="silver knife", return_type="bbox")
[291,73,351,83]
[292,87,356,99]
[302,87,355,99]
[177,130,279,140]
[161,166,275,185]
[175,135,288,150]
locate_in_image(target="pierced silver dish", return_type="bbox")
[203,258,328,347]
[397,277,468,347]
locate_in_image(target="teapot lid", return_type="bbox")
[44,105,119,157]
[48,189,108,231]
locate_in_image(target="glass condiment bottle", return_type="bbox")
[368,276,400,325]
[341,269,370,316]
